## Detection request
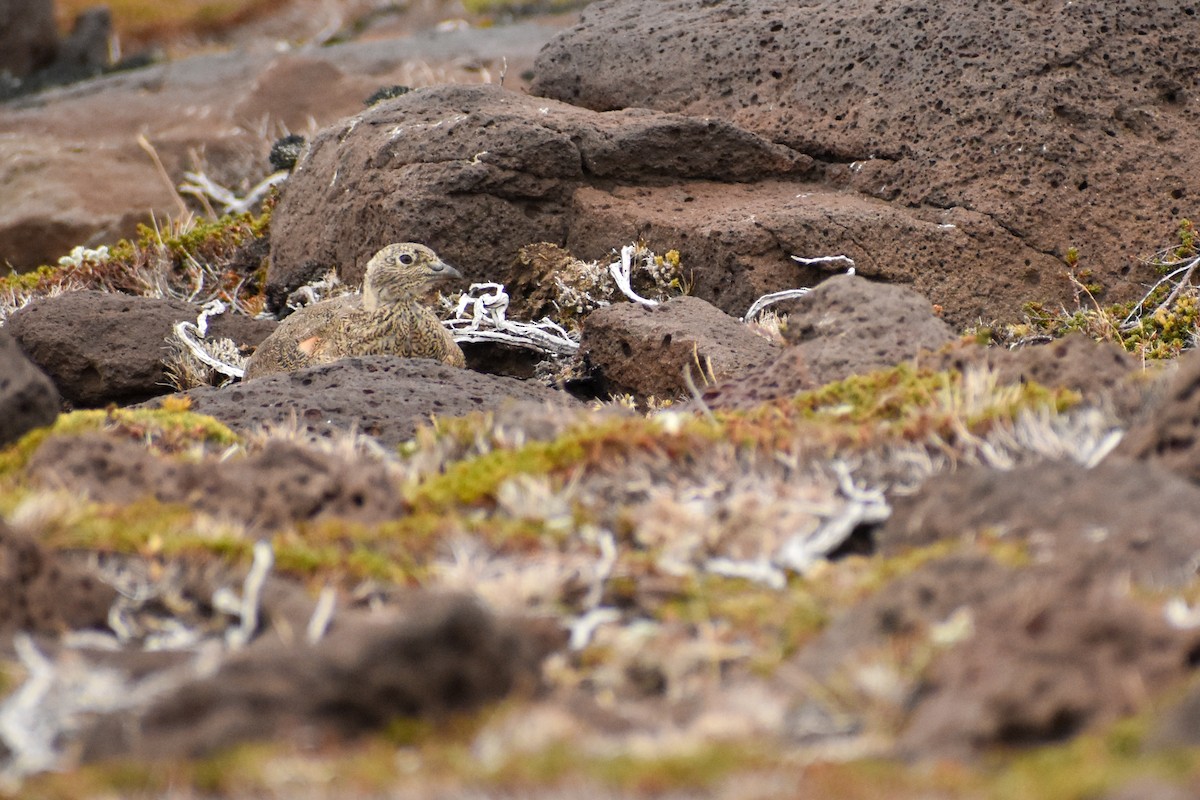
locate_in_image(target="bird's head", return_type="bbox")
[362,243,462,307]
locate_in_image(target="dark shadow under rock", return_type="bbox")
[0,328,59,446]
[880,460,1200,588]
[6,291,274,408]
[80,593,565,761]
[140,355,578,449]
[581,295,779,401]
[26,433,407,531]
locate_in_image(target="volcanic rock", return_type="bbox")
[581,295,778,400]
[0,327,59,445]
[531,0,1200,315]
[6,291,274,408]
[142,355,577,449]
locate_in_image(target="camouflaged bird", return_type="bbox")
[243,243,466,380]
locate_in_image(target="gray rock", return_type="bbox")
[0,327,59,445]
[6,291,274,407]
[140,355,578,449]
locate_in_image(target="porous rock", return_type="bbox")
[1114,348,1200,481]
[0,518,115,636]
[0,327,59,445]
[0,23,558,270]
[926,333,1141,415]
[532,0,1200,314]
[80,593,563,760]
[26,433,407,531]
[881,460,1200,587]
[265,83,815,315]
[6,291,275,408]
[796,555,1200,757]
[694,274,954,410]
[267,82,1064,326]
[898,563,1199,757]
[580,295,778,400]
[142,355,577,449]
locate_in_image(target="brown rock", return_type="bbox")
[0,519,114,636]
[81,594,563,760]
[881,460,1200,587]
[532,0,1200,316]
[927,333,1142,414]
[899,565,1198,756]
[0,327,59,445]
[694,274,954,410]
[1114,348,1200,481]
[141,355,577,449]
[6,291,274,407]
[26,433,408,532]
[580,295,778,400]
[265,83,812,313]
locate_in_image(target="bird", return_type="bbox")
[243,242,466,380]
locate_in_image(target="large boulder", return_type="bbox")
[532,0,1200,315]
[266,83,1063,326]
[0,22,561,271]
[265,83,812,315]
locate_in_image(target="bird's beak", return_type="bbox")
[434,260,463,281]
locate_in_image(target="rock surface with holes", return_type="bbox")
[266,83,1068,326]
[693,274,955,411]
[531,0,1200,313]
[25,433,408,532]
[0,519,115,637]
[580,295,779,400]
[6,291,275,407]
[139,355,578,448]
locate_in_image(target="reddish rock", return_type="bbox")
[142,355,577,449]
[265,83,812,313]
[532,0,1200,316]
[6,291,274,408]
[0,327,59,445]
[580,295,778,400]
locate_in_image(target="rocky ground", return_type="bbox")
[3,0,1200,798]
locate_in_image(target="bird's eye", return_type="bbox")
[399,253,414,266]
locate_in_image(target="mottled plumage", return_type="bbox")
[244,243,465,380]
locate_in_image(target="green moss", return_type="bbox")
[0,407,239,479]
